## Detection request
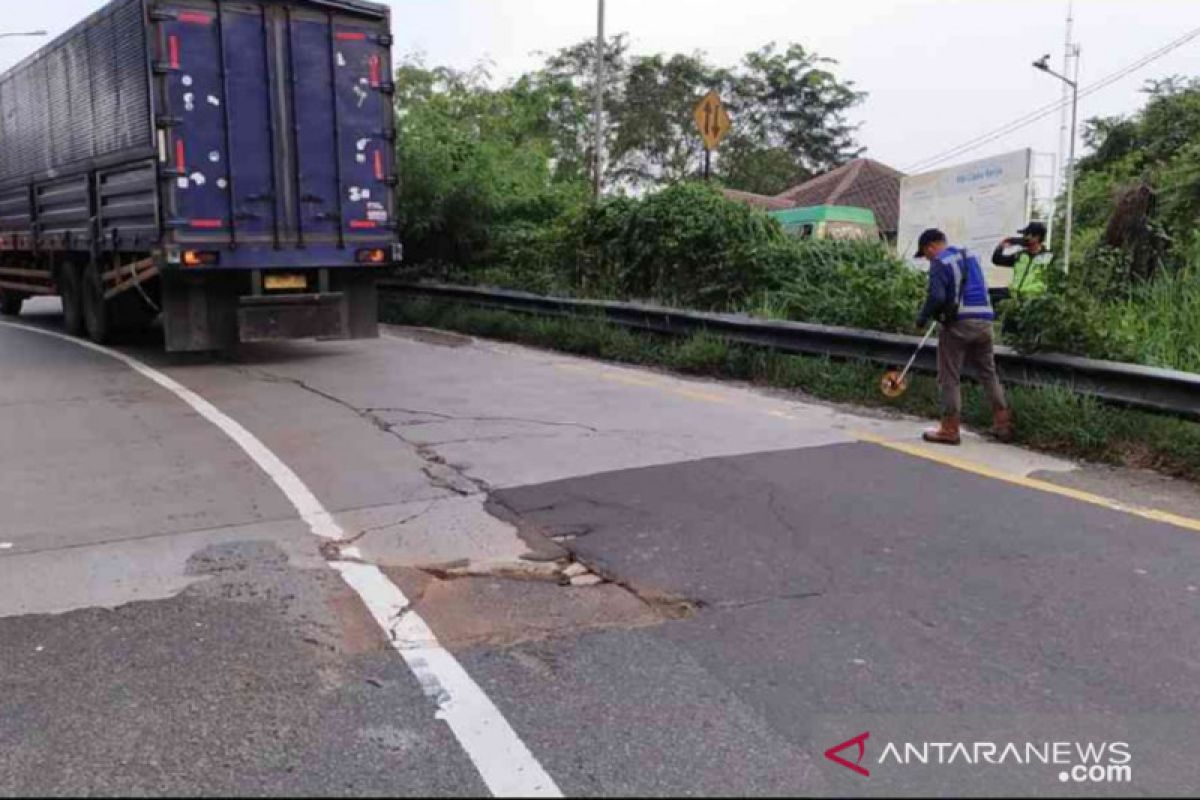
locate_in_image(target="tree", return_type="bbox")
[528,38,866,195]
[527,35,630,187]
[1071,76,1200,269]
[609,52,715,189]
[394,38,868,272]
[722,44,865,191]
[394,57,587,266]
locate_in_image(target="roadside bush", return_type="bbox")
[1000,265,1141,365]
[489,183,926,336]
[562,183,788,310]
[1003,248,1200,372]
[1122,264,1200,373]
[758,239,925,333]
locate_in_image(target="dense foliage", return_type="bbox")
[461,183,922,331]
[1001,78,1200,372]
[395,47,1200,374]
[394,38,865,271]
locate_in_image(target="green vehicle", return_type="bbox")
[770,206,881,242]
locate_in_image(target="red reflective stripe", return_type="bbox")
[335,31,367,41]
[189,219,223,229]
[178,11,212,24]
[168,35,180,69]
[349,220,376,229]
[373,150,384,181]
[175,138,186,171]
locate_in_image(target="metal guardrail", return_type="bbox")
[380,281,1200,420]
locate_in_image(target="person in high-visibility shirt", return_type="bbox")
[992,221,1055,299]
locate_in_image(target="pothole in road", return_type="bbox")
[316,487,704,650]
[382,564,664,651]
[416,556,608,589]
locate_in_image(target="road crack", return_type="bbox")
[229,366,492,497]
[363,406,602,434]
[339,503,436,546]
[705,592,824,611]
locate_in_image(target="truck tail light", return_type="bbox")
[356,248,387,264]
[183,250,220,267]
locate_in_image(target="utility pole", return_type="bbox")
[1034,49,1080,272]
[1065,47,1080,273]
[1049,1,1074,248]
[592,0,606,200]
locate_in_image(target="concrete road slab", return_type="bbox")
[0,325,292,553]
[0,541,486,797]
[336,496,535,569]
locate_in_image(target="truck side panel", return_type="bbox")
[0,0,156,257]
[0,0,152,188]
[0,0,397,351]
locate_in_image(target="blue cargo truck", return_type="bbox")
[0,0,398,351]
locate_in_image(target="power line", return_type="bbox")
[904,25,1200,175]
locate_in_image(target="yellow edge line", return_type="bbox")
[855,430,1200,534]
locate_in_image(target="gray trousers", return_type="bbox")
[937,319,1008,417]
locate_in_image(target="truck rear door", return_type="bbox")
[155,0,394,257]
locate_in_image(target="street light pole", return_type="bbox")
[0,31,47,40]
[592,0,606,200]
[1034,49,1080,272]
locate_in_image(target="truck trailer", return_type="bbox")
[0,0,398,351]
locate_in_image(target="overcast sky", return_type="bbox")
[3,1,1197,178]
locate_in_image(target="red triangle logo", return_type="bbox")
[825,732,871,777]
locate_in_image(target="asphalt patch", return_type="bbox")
[485,441,1200,794]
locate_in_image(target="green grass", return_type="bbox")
[1117,266,1200,373]
[382,295,1200,481]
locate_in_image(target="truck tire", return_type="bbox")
[0,289,24,317]
[82,262,111,344]
[58,264,85,337]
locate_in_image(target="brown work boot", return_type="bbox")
[992,408,1015,443]
[923,416,962,446]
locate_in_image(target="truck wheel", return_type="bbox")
[82,262,111,344]
[0,289,24,317]
[58,264,85,337]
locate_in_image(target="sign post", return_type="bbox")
[693,90,732,182]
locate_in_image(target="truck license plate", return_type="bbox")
[265,274,307,291]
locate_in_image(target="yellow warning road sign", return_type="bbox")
[694,90,732,150]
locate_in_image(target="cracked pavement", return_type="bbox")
[5,305,1200,796]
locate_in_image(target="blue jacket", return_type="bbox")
[917,246,995,326]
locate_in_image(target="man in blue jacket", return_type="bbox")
[915,229,1013,445]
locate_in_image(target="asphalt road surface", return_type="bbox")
[3,298,1200,797]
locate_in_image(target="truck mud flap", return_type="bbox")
[237,293,349,343]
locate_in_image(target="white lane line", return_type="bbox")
[334,561,559,797]
[0,322,562,799]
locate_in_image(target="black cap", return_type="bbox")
[915,228,947,258]
[1018,221,1048,240]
